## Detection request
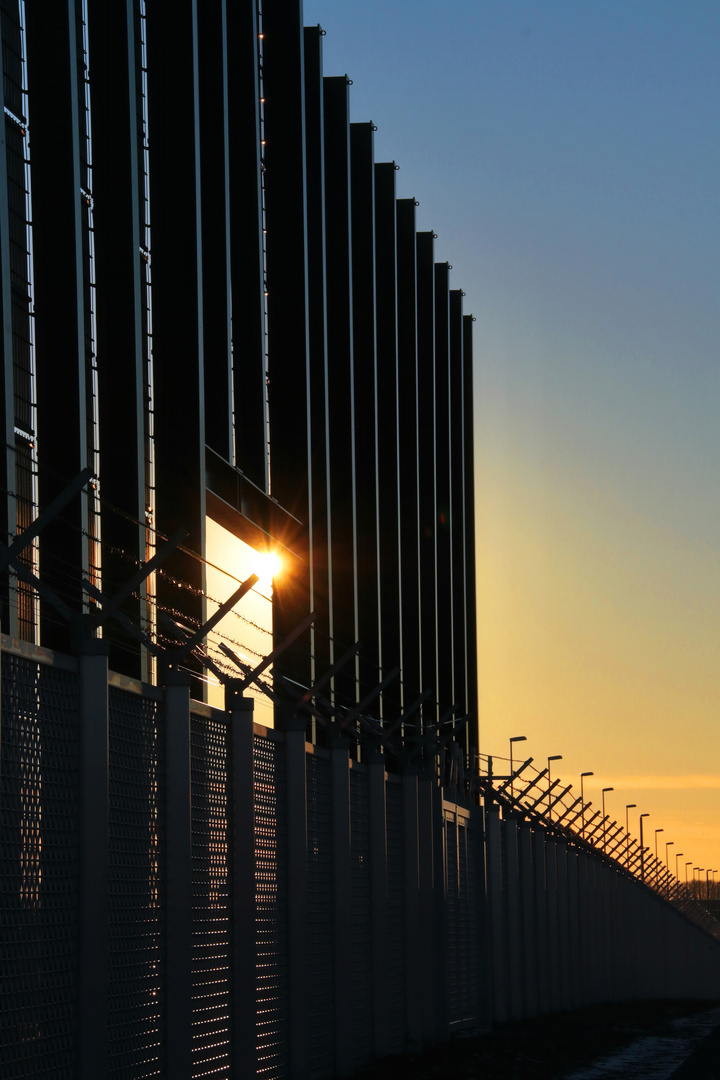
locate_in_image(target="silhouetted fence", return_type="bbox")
[1,635,719,1080]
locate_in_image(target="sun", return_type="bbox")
[254,550,282,586]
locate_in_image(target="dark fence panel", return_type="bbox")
[306,750,334,1078]
[253,731,289,1080]
[108,685,165,1079]
[0,654,80,1079]
[190,709,232,1078]
[3,641,720,1077]
[385,776,405,1053]
[350,764,372,1070]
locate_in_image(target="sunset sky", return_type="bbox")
[303,0,720,876]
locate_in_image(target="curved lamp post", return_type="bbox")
[625,804,637,867]
[602,787,614,851]
[654,829,664,888]
[639,813,650,882]
[665,840,673,896]
[547,755,562,819]
[509,735,527,800]
[580,772,594,838]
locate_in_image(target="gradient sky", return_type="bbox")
[302,0,720,878]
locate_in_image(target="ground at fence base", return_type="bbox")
[348,1000,720,1080]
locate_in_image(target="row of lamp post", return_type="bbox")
[507,736,717,904]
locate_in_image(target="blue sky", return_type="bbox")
[302,0,720,868]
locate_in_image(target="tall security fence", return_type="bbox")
[1,635,720,1080]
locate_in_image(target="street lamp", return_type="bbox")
[580,772,594,838]
[674,852,683,881]
[547,755,562,819]
[625,804,637,867]
[654,829,664,888]
[695,868,704,900]
[685,861,692,887]
[509,736,527,800]
[664,840,673,896]
[602,787,614,851]
[639,813,650,882]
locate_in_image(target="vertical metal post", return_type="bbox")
[518,824,537,1018]
[474,803,492,1032]
[432,781,449,1041]
[533,829,549,1014]
[229,690,256,1077]
[331,734,352,1076]
[282,709,309,1079]
[78,640,109,1080]
[368,752,389,1058]
[545,840,560,1012]
[576,851,589,1007]
[402,769,423,1048]
[504,818,522,1020]
[485,806,505,1021]
[165,670,193,1080]
[556,841,571,1011]
[417,773,437,1040]
[567,849,581,1008]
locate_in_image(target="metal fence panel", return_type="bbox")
[0,655,80,1079]
[445,816,459,1024]
[108,686,165,1079]
[385,777,405,1053]
[253,733,289,1080]
[458,816,478,1021]
[306,751,334,1077]
[350,765,372,1069]
[191,710,232,1078]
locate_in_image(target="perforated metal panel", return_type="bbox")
[190,712,231,1078]
[254,733,289,1080]
[445,817,459,1022]
[385,778,405,1053]
[349,766,372,1069]
[108,686,165,1078]
[306,751,333,1077]
[458,818,478,1020]
[0,654,80,1079]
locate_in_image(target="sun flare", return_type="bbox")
[254,550,282,585]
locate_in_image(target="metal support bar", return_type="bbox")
[338,666,399,729]
[84,580,164,655]
[0,465,94,572]
[10,556,76,624]
[494,757,534,799]
[90,527,187,626]
[174,574,259,659]
[296,640,361,704]
[229,610,316,693]
[380,689,432,745]
[526,777,560,813]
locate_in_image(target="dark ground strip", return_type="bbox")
[349,1000,720,1080]
[669,1014,720,1079]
